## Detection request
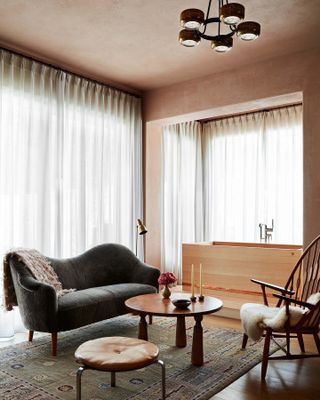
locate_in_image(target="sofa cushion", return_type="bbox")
[57,283,156,331]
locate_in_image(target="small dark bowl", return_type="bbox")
[172,299,191,309]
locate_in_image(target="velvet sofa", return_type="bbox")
[8,243,160,355]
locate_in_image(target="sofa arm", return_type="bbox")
[14,273,59,332]
[18,274,48,292]
[131,261,160,290]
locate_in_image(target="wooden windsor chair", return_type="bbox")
[241,233,320,379]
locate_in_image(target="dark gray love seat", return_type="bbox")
[8,243,160,355]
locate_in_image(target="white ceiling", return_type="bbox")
[0,0,319,92]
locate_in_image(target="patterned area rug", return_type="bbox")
[0,315,275,400]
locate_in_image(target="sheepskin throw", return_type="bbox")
[240,292,320,341]
[3,249,75,311]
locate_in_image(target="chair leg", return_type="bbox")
[28,330,34,342]
[286,331,291,356]
[313,333,320,354]
[261,330,271,380]
[51,332,58,356]
[297,333,305,353]
[148,315,153,325]
[242,333,248,349]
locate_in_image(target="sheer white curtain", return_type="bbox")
[161,122,203,282]
[262,106,303,244]
[0,49,142,337]
[203,105,302,244]
[203,113,265,242]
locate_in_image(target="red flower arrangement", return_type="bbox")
[158,272,177,287]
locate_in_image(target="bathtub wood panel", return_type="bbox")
[182,241,303,316]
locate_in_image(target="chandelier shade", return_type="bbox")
[178,0,261,53]
[211,36,233,52]
[237,21,261,41]
[179,29,201,47]
[180,9,205,30]
[220,3,245,25]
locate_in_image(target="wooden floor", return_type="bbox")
[204,315,320,400]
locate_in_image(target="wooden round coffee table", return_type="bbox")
[125,293,223,366]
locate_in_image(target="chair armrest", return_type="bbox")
[251,278,295,306]
[273,294,315,310]
[251,279,295,295]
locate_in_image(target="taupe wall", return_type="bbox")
[143,49,320,268]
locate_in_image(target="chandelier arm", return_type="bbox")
[198,31,235,41]
[200,17,235,41]
[203,0,213,34]
[203,17,221,24]
[205,0,213,20]
[200,16,220,36]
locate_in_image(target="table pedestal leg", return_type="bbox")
[192,314,203,366]
[138,313,148,341]
[176,316,186,347]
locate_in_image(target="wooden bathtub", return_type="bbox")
[182,241,302,317]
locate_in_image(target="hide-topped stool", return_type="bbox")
[75,336,165,400]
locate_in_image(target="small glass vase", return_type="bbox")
[162,284,171,299]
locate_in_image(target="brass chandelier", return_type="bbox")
[179,0,261,53]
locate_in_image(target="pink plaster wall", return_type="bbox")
[143,49,320,268]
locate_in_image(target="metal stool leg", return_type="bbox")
[76,359,164,399]
[76,366,86,400]
[154,359,166,400]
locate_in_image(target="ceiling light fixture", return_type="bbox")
[179,0,261,53]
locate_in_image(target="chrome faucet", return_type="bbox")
[259,223,266,242]
[259,219,274,243]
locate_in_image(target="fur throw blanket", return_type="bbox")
[3,249,75,311]
[240,292,320,341]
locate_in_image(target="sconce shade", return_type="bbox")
[179,29,201,47]
[211,36,233,52]
[180,9,205,30]
[237,21,261,41]
[220,3,245,25]
[137,219,147,235]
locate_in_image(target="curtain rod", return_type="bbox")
[0,45,141,99]
[199,101,302,123]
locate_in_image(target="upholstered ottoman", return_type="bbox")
[75,336,165,399]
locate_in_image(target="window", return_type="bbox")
[161,105,303,276]
[203,106,302,244]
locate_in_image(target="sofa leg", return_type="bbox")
[51,332,58,356]
[28,330,34,342]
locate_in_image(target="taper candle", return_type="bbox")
[199,263,203,296]
[191,264,195,297]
